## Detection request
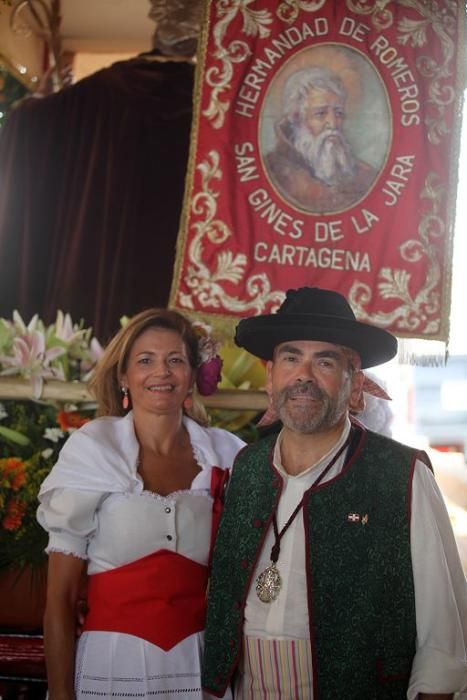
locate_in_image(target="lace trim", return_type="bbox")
[191,443,205,469]
[132,439,213,502]
[139,488,211,503]
[46,546,88,560]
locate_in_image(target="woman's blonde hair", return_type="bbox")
[88,308,208,425]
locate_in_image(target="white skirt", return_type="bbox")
[75,630,232,699]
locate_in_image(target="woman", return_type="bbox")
[37,309,245,700]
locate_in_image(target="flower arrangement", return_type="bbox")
[0,310,103,397]
[192,321,223,396]
[0,400,93,570]
[0,310,100,572]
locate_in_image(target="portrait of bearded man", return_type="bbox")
[264,65,379,214]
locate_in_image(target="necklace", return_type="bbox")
[255,435,351,603]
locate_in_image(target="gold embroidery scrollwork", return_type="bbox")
[178,151,285,314]
[203,0,329,128]
[277,0,326,25]
[203,0,273,129]
[347,0,457,145]
[348,172,445,336]
[345,0,393,30]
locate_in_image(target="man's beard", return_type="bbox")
[273,380,350,434]
[293,125,356,186]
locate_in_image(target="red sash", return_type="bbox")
[83,466,229,650]
[83,549,208,650]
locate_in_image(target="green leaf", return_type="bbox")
[0,319,13,354]
[0,425,30,446]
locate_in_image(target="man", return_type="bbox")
[265,66,377,213]
[203,287,467,699]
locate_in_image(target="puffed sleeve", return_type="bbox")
[37,488,106,559]
[205,428,246,468]
[408,459,467,697]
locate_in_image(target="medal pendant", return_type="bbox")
[255,562,282,603]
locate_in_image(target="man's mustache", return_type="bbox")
[318,128,344,152]
[282,382,326,401]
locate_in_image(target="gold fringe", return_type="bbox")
[169,0,212,309]
[440,1,467,346]
[397,338,448,367]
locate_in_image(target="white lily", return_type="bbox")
[81,337,105,381]
[0,329,66,398]
[53,310,89,347]
[12,310,41,335]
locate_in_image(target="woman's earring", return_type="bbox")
[183,393,193,411]
[121,386,129,410]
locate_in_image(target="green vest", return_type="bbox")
[203,427,430,699]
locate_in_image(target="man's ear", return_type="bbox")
[349,370,365,413]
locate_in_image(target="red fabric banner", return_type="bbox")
[171,0,465,341]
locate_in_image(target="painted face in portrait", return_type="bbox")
[291,86,356,186]
[262,58,382,213]
[301,88,345,137]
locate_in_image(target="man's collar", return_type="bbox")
[273,416,351,478]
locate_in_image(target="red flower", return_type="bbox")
[2,498,26,531]
[11,469,26,491]
[3,457,22,474]
[57,410,90,432]
[0,458,26,490]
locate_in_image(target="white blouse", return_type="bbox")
[38,488,217,574]
[37,412,245,573]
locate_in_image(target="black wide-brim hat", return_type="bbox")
[235,287,397,369]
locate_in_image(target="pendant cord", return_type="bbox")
[270,433,352,564]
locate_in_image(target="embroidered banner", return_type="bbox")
[170,0,465,341]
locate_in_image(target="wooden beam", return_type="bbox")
[0,378,268,411]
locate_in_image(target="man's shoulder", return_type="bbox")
[265,142,309,178]
[236,432,277,457]
[358,426,432,472]
[362,427,418,452]
[231,433,277,475]
[353,158,378,186]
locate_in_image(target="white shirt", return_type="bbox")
[243,418,467,698]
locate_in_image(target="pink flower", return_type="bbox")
[196,355,223,396]
[0,330,65,398]
[81,336,104,380]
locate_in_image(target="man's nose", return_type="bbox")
[296,361,317,382]
[326,110,338,129]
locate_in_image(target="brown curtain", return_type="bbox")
[0,57,194,342]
